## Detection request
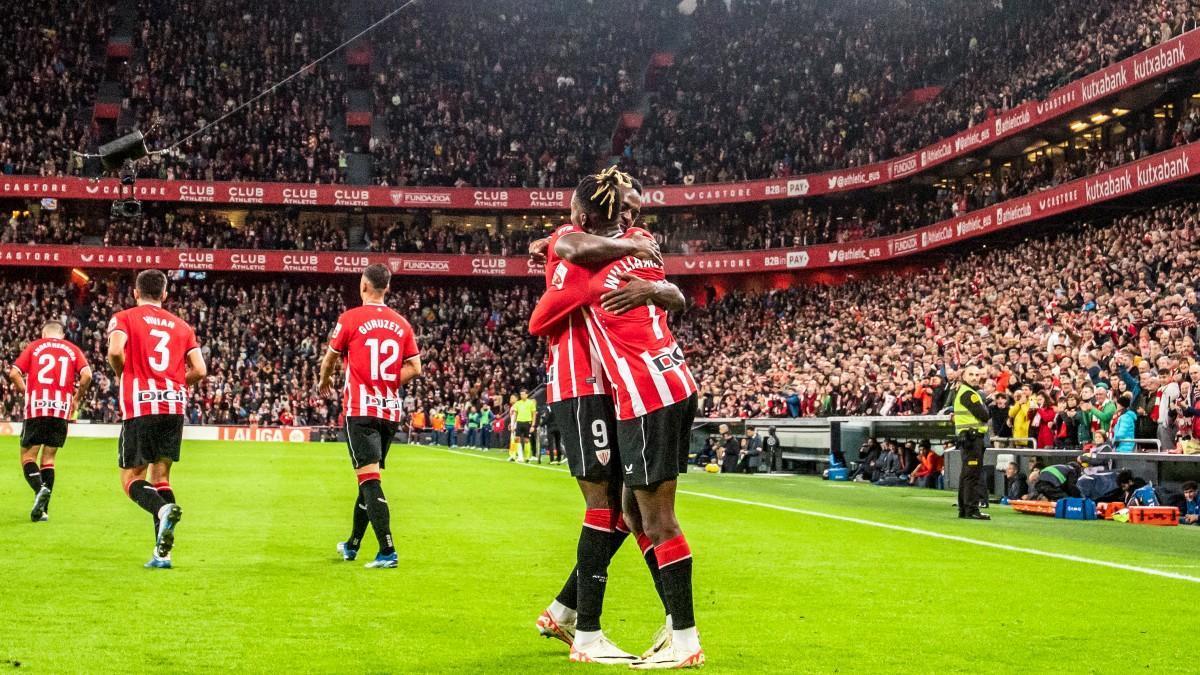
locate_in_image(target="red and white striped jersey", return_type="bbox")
[529,227,696,420]
[537,224,607,404]
[329,303,419,422]
[12,338,89,420]
[583,247,697,420]
[107,304,199,420]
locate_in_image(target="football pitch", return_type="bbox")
[1,439,1194,674]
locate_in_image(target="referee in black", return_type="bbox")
[952,366,991,520]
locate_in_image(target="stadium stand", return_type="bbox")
[679,201,1200,439]
[0,0,109,177]
[7,98,1199,254]
[124,0,349,183]
[627,0,1197,184]
[1,199,1197,460]
[7,0,1192,190]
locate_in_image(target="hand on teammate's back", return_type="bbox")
[627,231,662,266]
[601,274,657,315]
[528,237,550,264]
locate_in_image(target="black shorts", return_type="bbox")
[515,421,533,438]
[551,395,620,482]
[617,394,698,488]
[119,415,184,469]
[346,416,399,470]
[21,417,68,449]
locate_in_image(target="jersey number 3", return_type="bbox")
[148,329,172,372]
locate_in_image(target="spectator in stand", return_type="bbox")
[1113,393,1139,452]
[989,392,1012,441]
[628,0,1191,185]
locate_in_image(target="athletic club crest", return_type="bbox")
[595,449,611,466]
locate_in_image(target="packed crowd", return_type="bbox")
[680,200,1200,453]
[6,0,1190,191]
[9,102,1197,254]
[1,209,350,251]
[123,0,348,183]
[0,0,109,177]
[0,275,544,427]
[368,0,669,188]
[627,0,1196,185]
[659,106,1200,251]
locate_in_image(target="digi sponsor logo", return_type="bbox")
[471,257,507,276]
[137,390,187,404]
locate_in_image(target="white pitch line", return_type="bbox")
[430,446,1200,584]
[678,491,1200,584]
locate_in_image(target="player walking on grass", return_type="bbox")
[107,270,206,569]
[530,168,693,666]
[320,264,421,569]
[530,168,703,669]
[9,320,92,522]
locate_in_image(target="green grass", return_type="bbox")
[2,439,1196,673]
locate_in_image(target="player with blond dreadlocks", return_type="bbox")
[530,168,691,665]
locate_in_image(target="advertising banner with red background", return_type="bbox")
[1,29,1196,211]
[2,142,1196,276]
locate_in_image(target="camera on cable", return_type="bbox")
[97,131,150,220]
